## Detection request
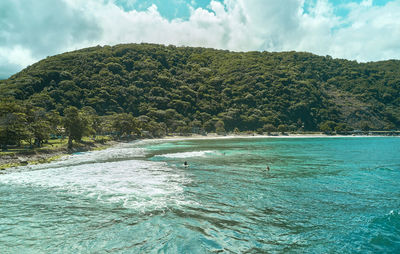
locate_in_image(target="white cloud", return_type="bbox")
[0,0,101,79]
[0,46,36,78]
[330,1,400,61]
[0,45,35,67]
[1,0,400,79]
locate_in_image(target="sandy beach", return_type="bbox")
[0,132,395,172]
[158,132,389,141]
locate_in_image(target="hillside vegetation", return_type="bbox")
[1,43,400,147]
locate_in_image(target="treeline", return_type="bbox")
[0,100,165,150]
[0,43,399,147]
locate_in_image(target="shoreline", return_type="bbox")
[0,140,119,172]
[158,132,398,141]
[1,133,398,172]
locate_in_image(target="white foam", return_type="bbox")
[15,143,147,172]
[389,210,400,215]
[0,144,194,213]
[159,150,215,158]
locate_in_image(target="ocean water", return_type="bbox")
[0,137,399,253]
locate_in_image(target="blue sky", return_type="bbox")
[114,0,219,19]
[1,0,399,79]
[114,0,393,20]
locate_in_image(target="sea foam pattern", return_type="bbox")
[158,150,215,158]
[0,143,192,212]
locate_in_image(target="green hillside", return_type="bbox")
[1,43,400,146]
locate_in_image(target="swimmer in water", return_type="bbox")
[184,161,188,167]
[266,166,270,171]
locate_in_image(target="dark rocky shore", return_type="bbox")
[0,140,119,172]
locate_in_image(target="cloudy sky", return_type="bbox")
[1,0,399,79]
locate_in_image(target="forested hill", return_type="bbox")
[1,43,400,134]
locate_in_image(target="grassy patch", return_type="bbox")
[0,139,68,156]
[0,163,21,170]
[0,151,16,157]
[0,136,117,170]
[28,155,64,165]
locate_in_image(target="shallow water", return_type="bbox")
[1,137,400,253]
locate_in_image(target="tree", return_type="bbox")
[26,108,52,147]
[203,120,215,133]
[277,124,288,134]
[0,101,30,150]
[47,110,62,137]
[63,106,90,149]
[360,121,371,131]
[111,113,140,138]
[319,121,337,133]
[176,124,191,136]
[334,123,347,133]
[190,119,202,134]
[144,121,166,137]
[0,112,30,150]
[215,120,225,135]
[263,124,276,134]
[81,106,97,138]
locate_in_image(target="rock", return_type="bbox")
[17,157,29,165]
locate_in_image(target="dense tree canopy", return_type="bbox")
[0,43,399,146]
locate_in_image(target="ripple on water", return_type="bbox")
[1,137,400,253]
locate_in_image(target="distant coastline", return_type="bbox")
[1,131,398,172]
[159,132,400,142]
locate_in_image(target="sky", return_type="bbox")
[1,0,399,79]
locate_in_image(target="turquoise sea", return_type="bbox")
[1,137,400,253]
